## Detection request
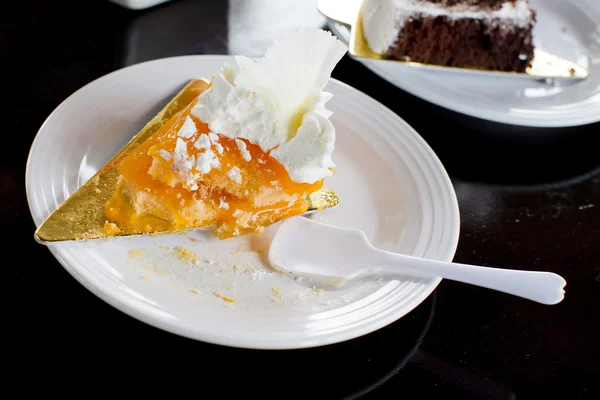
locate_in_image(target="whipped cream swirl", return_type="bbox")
[191,27,348,184]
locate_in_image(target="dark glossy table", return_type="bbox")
[5,0,599,397]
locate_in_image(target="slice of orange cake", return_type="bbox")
[104,27,348,239]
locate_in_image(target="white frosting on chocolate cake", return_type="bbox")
[362,0,534,54]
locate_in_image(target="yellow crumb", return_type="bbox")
[190,289,201,295]
[174,247,198,263]
[272,288,281,296]
[332,279,343,285]
[144,265,170,276]
[232,245,244,255]
[214,292,235,303]
[92,175,100,185]
[141,275,149,281]
[94,187,102,194]
[103,221,121,236]
[128,249,145,259]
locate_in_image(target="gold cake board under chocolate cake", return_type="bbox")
[34,78,339,244]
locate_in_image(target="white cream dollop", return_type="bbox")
[191,27,348,184]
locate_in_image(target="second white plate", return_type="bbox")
[323,0,600,127]
[26,55,459,349]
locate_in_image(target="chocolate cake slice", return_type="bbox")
[361,0,536,72]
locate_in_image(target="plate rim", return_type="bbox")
[25,54,460,349]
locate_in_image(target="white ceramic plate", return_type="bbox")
[322,0,600,127]
[26,55,459,349]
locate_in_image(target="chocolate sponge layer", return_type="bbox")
[384,15,535,72]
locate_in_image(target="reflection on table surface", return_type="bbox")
[121,0,326,65]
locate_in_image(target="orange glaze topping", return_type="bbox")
[105,98,323,238]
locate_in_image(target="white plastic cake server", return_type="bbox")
[268,217,566,305]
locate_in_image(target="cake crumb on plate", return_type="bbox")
[214,292,235,303]
[174,247,198,263]
[128,248,146,259]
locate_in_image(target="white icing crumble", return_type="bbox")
[174,138,188,161]
[244,190,249,196]
[219,199,230,210]
[235,139,252,161]
[191,27,347,184]
[196,148,220,173]
[169,120,221,182]
[257,159,266,164]
[208,132,219,142]
[190,184,198,191]
[250,270,274,281]
[215,143,224,155]
[228,166,242,184]
[361,0,534,54]
[177,116,197,138]
[173,138,194,171]
[232,209,243,217]
[159,149,172,161]
[194,134,211,149]
[173,138,197,187]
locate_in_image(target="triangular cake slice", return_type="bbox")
[103,28,348,239]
